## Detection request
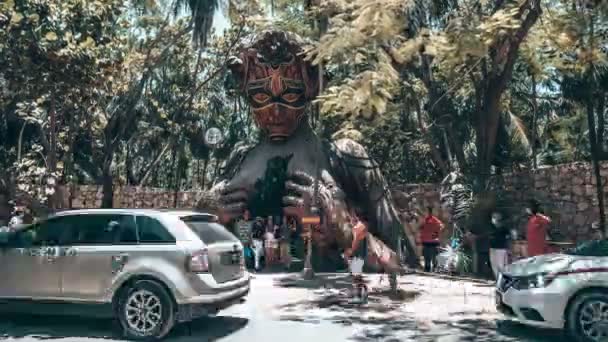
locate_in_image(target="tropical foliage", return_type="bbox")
[0,0,607,220]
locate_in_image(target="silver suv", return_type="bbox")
[0,209,250,340]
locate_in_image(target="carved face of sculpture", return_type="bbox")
[229,31,319,141]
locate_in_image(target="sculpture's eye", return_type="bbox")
[282,93,300,102]
[253,93,270,102]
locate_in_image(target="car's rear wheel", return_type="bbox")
[566,291,608,342]
[117,280,176,341]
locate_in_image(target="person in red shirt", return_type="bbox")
[418,207,444,272]
[526,200,551,257]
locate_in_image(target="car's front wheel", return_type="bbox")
[117,280,176,341]
[566,290,608,342]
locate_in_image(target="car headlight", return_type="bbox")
[513,273,554,290]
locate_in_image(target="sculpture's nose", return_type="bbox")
[267,104,281,123]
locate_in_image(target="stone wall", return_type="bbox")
[496,161,608,242]
[58,185,208,210]
[11,160,604,244]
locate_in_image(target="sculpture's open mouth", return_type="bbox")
[269,134,289,141]
[266,123,294,141]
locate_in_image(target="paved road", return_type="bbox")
[0,273,566,341]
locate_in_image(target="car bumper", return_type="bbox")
[180,278,250,305]
[496,287,565,329]
[176,277,250,322]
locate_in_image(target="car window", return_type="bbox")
[565,239,608,257]
[181,216,238,244]
[71,214,137,245]
[136,216,175,244]
[7,218,74,248]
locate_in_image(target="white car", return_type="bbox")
[496,240,608,342]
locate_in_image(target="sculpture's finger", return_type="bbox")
[219,190,249,204]
[285,180,311,197]
[220,202,247,215]
[288,170,315,186]
[219,181,249,196]
[320,170,338,188]
[282,195,305,208]
[283,206,304,219]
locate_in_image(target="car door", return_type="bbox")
[60,214,138,302]
[0,219,71,300]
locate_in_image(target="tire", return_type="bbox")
[116,280,176,341]
[566,290,608,342]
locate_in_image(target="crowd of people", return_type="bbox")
[235,211,300,272]
[414,199,556,280]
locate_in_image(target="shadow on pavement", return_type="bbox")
[276,288,566,342]
[275,273,353,290]
[167,316,249,341]
[278,286,422,325]
[0,313,248,341]
[348,317,567,342]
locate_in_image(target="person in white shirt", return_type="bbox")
[251,217,265,272]
[265,226,277,267]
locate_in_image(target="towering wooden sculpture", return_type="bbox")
[199,31,418,271]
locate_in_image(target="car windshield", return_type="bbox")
[564,239,608,257]
[180,216,238,244]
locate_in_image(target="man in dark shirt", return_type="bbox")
[489,211,510,279]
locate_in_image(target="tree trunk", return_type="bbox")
[138,141,172,186]
[173,144,184,208]
[587,95,607,237]
[531,73,538,170]
[48,91,57,210]
[201,158,209,189]
[446,125,467,171]
[475,87,502,192]
[169,144,177,190]
[101,155,113,208]
[17,122,26,163]
[475,0,542,192]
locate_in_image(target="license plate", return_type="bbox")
[495,291,502,306]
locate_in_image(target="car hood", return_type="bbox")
[503,253,574,277]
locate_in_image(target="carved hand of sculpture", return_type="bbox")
[282,170,348,223]
[281,170,353,245]
[213,180,250,224]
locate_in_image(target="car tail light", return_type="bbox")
[187,249,209,273]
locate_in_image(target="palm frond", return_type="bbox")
[506,110,531,151]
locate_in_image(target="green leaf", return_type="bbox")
[10,12,23,25]
[45,32,58,41]
[81,36,96,48]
